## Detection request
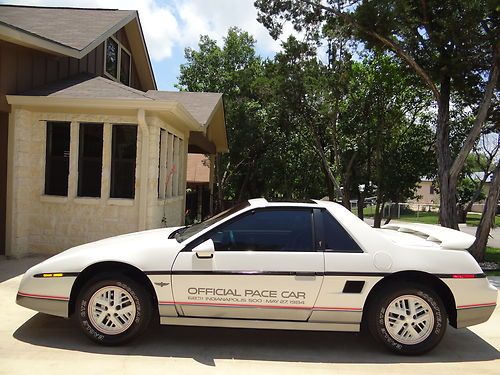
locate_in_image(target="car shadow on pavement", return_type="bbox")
[13,313,499,366]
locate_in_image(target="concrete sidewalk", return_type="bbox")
[0,257,499,375]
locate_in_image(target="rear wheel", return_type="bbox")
[76,276,152,345]
[367,283,447,355]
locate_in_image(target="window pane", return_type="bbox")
[110,125,137,199]
[323,211,362,252]
[105,38,118,78]
[78,123,103,197]
[45,122,70,196]
[210,209,313,251]
[120,49,131,85]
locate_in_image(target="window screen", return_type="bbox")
[322,211,362,252]
[110,125,137,199]
[78,123,103,197]
[209,209,314,252]
[45,122,70,196]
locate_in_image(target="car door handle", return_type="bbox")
[294,272,317,277]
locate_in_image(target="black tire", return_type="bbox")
[367,283,447,355]
[75,276,152,345]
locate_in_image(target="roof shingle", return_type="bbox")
[21,74,151,99]
[146,91,222,126]
[0,5,134,51]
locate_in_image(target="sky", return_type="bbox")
[0,0,296,90]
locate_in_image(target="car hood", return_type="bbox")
[30,226,185,274]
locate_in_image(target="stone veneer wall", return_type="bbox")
[7,109,187,257]
[146,117,188,230]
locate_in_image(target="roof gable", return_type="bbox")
[0,4,156,90]
[0,5,134,51]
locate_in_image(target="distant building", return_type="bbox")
[412,173,493,211]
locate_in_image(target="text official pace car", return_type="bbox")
[17,199,497,354]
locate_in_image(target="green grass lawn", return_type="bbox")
[485,246,500,263]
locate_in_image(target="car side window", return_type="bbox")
[322,210,363,253]
[209,208,314,252]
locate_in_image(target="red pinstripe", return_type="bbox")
[457,302,496,309]
[17,291,69,301]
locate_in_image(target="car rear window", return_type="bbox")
[323,211,363,253]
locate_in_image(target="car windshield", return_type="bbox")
[174,201,250,242]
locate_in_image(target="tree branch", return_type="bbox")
[298,0,441,100]
[450,42,500,182]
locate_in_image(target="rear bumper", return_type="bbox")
[16,292,69,318]
[456,303,496,329]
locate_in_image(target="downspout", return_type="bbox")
[137,109,149,231]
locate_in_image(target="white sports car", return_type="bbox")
[17,199,497,354]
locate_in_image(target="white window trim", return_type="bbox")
[103,35,132,86]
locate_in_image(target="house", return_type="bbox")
[0,5,227,257]
[412,178,439,206]
[412,174,493,212]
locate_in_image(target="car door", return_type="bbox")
[171,207,324,321]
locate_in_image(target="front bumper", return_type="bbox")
[16,292,69,318]
[456,303,496,329]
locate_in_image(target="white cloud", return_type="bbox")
[1,0,296,60]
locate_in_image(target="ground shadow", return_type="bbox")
[13,313,499,366]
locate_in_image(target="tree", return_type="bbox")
[341,55,435,226]
[178,28,329,206]
[177,29,266,208]
[471,160,500,261]
[261,37,434,221]
[457,138,499,223]
[255,0,499,230]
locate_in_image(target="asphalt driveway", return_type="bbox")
[0,257,499,375]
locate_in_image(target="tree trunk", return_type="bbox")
[373,191,384,228]
[357,189,364,220]
[342,152,357,208]
[342,181,351,209]
[457,205,467,224]
[470,162,500,261]
[215,154,225,213]
[435,75,459,229]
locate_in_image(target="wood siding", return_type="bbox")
[0,31,143,112]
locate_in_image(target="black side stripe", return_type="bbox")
[143,271,172,275]
[144,270,486,278]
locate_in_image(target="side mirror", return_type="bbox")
[192,239,215,259]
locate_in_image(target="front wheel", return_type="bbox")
[367,284,447,355]
[76,276,152,345]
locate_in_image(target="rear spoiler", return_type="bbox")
[381,222,475,250]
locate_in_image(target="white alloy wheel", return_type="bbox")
[88,286,137,335]
[384,294,435,345]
